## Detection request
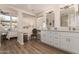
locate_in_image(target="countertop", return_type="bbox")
[41,30,79,33]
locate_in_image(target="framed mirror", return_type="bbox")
[60,4,75,30]
[46,11,55,30]
[75,5,79,27]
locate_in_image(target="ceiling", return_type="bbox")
[0,4,74,16]
[10,4,60,14]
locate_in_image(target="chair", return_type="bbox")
[31,28,37,40]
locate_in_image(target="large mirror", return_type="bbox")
[60,4,75,30]
[75,5,79,27]
[46,11,55,30]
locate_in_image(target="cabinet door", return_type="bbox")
[45,31,51,45]
[65,36,71,51]
[60,36,77,53]
[70,37,79,53]
[59,32,79,53]
[40,31,44,41]
[49,31,55,46]
[47,31,54,45]
[59,34,69,51]
[53,32,60,48]
[41,31,47,41]
[46,31,50,40]
[66,33,79,53]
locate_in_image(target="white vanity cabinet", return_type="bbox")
[51,32,60,47]
[60,35,72,52]
[41,30,79,53]
[68,35,79,53]
[41,31,47,42]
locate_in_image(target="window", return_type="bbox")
[12,16,17,29]
[0,14,17,31]
[0,14,11,30]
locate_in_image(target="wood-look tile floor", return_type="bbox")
[0,39,67,54]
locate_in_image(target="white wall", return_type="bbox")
[21,15,36,33]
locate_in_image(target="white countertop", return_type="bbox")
[41,29,79,33]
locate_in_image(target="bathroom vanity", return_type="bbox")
[38,5,79,53]
[41,30,79,53]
